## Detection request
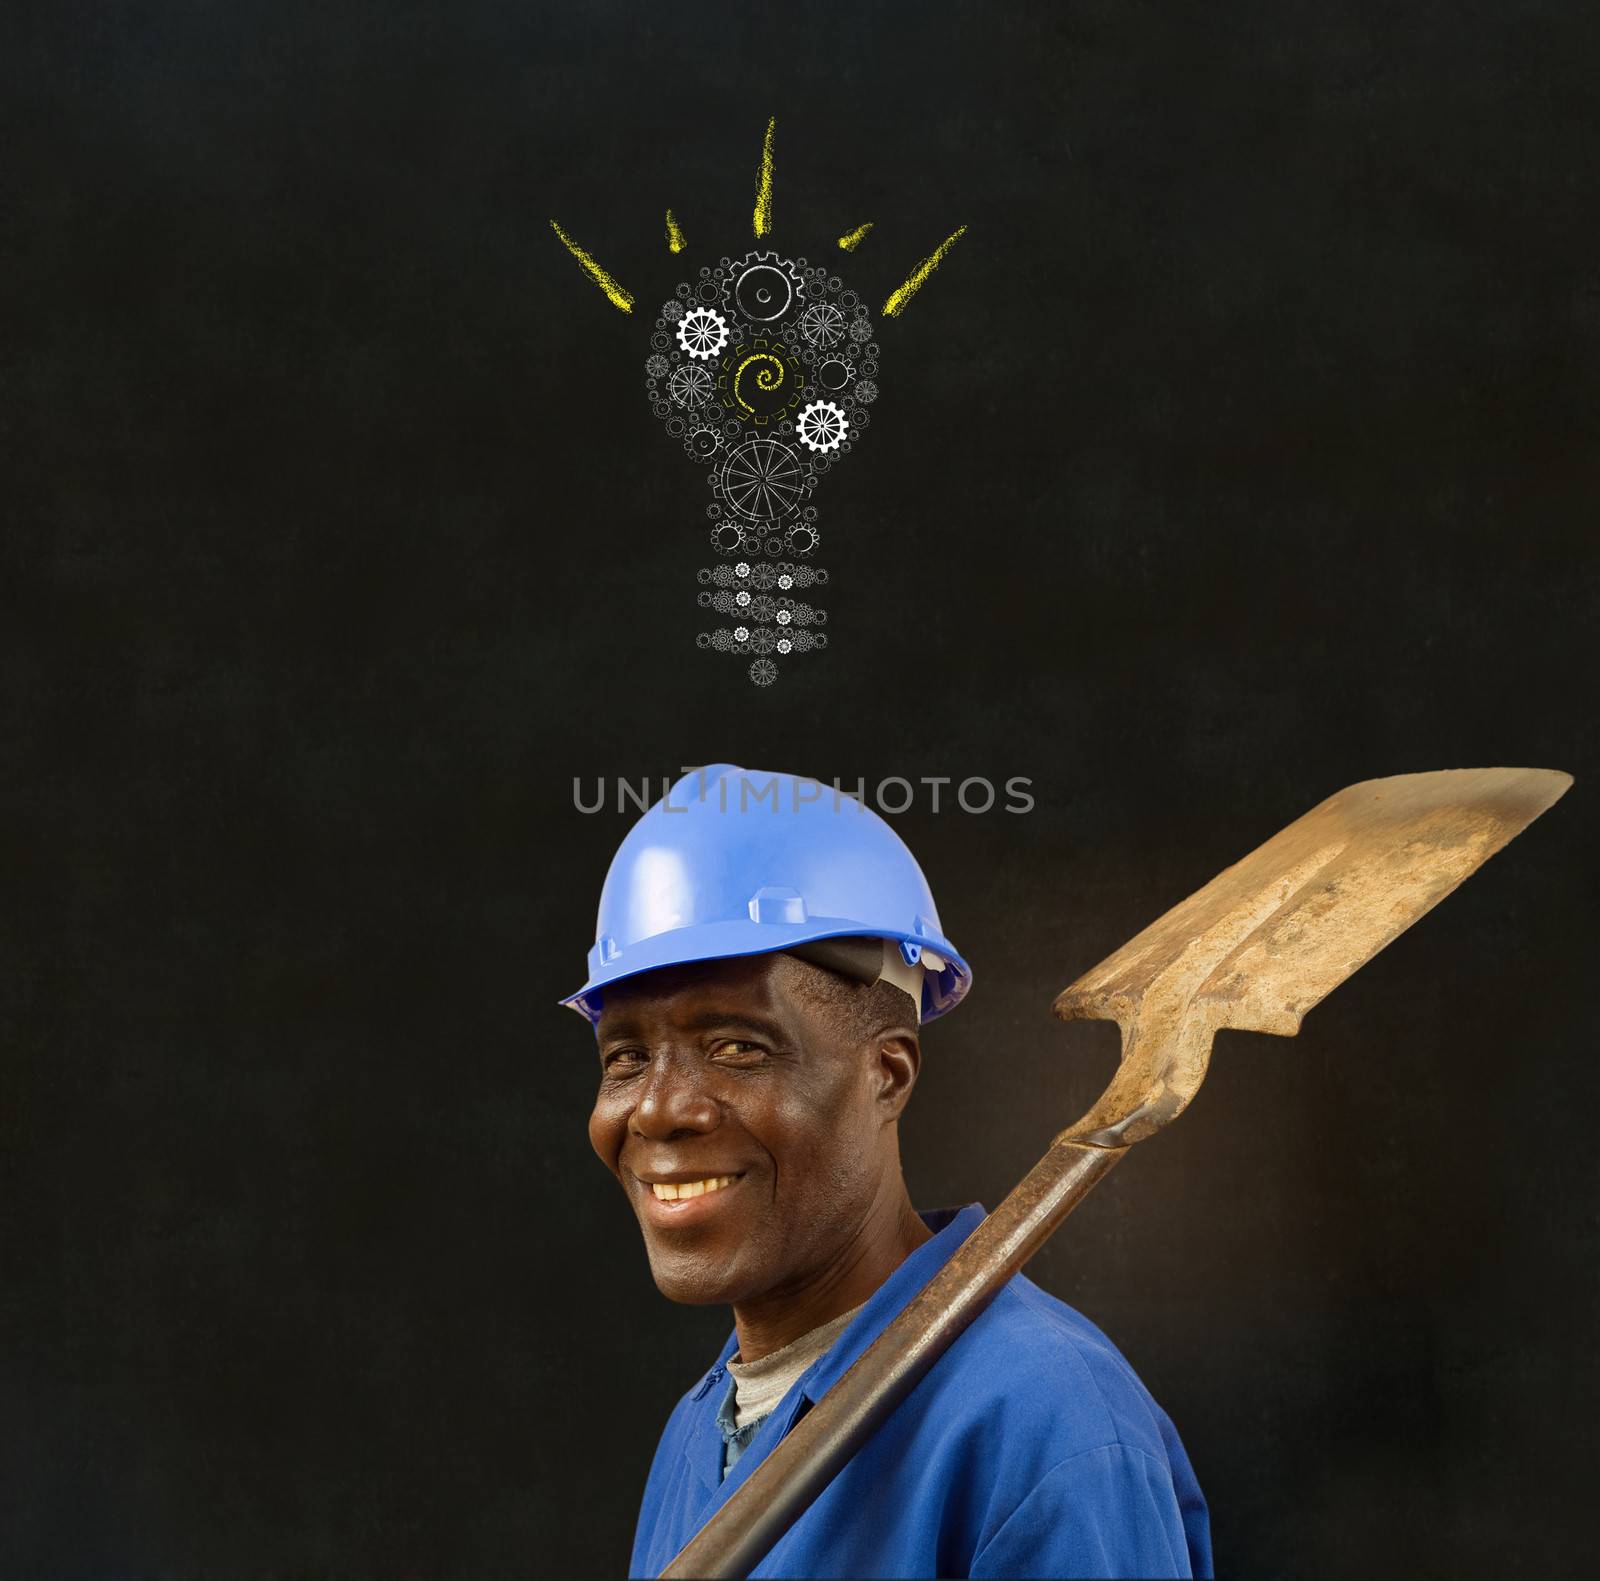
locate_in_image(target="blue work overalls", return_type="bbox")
[630,1204,1212,1579]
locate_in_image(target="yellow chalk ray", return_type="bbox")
[838,222,874,252]
[882,224,968,318]
[753,116,776,237]
[665,208,687,254]
[549,218,634,313]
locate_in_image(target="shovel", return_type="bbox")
[658,766,1572,1579]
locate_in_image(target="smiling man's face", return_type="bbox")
[587,951,918,1310]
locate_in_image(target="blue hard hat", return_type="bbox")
[561,764,971,1025]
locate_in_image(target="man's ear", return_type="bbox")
[873,1031,921,1120]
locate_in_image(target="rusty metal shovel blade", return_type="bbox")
[1053,766,1574,1147]
[659,767,1571,1580]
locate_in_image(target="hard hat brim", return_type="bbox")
[560,916,971,1027]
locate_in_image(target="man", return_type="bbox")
[565,765,1211,1579]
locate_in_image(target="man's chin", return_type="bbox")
[651,1276,735,1306]
[643,1242,752,1306]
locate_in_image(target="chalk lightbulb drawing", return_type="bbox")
[552,117,965,687]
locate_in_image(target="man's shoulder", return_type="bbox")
[652,1270,1181,1471]
[920,1270,1180,1466]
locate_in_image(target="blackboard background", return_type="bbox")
[6,2,1597,1576]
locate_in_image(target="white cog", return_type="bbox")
[667,362,716,407]
[798,301,847,349]
[676,306,730,361]
[795,399,849,455]
[730,251,805,323]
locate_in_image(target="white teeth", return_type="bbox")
[651,1174,738,1201]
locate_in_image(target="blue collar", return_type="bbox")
[684,1203,988,1498]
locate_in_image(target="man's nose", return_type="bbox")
[630,1052,721,1141]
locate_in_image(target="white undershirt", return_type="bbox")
[725,1302,867,1427]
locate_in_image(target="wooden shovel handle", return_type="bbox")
[659,1138,1128,1579]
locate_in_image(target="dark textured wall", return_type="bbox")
[5,3,1596,1576]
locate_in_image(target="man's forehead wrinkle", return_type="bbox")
[598,967,794,1043]
[596,951,880,1055]
[595,1008,645,1043]
[674,1003,787,1033]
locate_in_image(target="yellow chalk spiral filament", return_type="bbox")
[733,352,787,412]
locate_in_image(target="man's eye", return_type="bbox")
[602,1049,646,1070]
[712,1039,764,1059]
